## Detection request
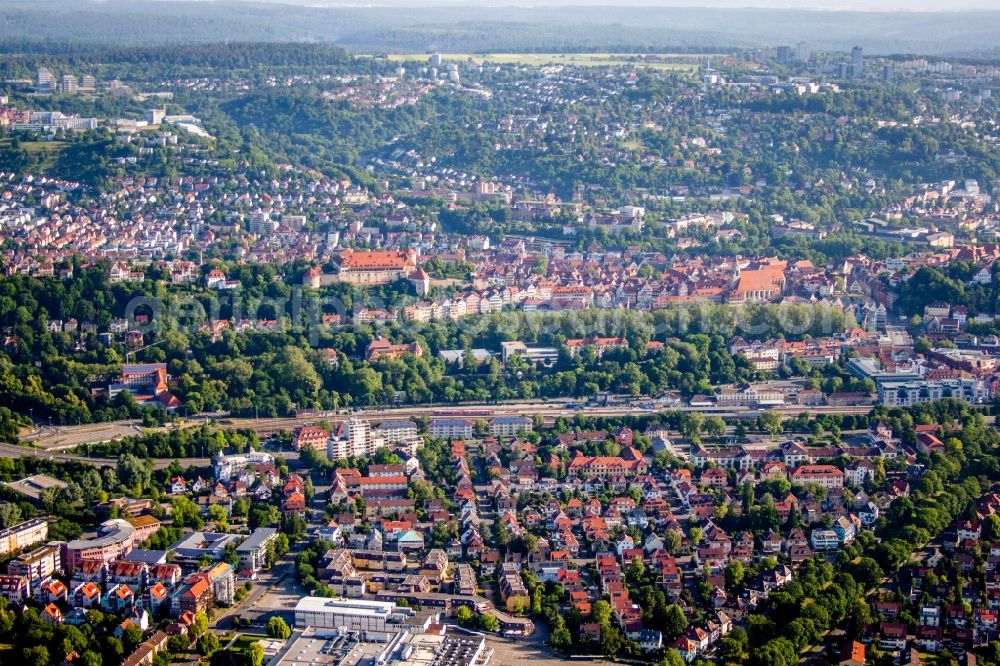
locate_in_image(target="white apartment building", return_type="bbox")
[878,377,988,406]
[375,419,419,443]
[489,416,532,437]
[328,418,387,461]
[428,418,474,440]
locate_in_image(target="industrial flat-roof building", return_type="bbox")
[294,597,412,640]
[5,475,68,502]
[270,626,490,666]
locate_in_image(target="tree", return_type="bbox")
[407,479,438,502]
[664,604,687,641]
[550,618,572,652]
[250,505,281,530]
[680,412,705,442]
[985,514,1000,542]
[591,599,613,627]
[848,557,884,588]
[508,595,529,615]
[600,624,625,657]
[267,616,291,639]
[248,642,265,666]
[192,610,209,638]
[208,504,229,530]
[704,416,726,439]
[455,606,474,627]
[480,614,500,633]
[725,561,747,590]
[274,532,291,557]
[168,635,189,653]
[81,651,102,666]
[23,646,49,666]
[715,636,745,664]
[232,497,250,520]
[198,633,221,657]
[123,624,144,652]
[171,496,205,529]
[118,453,152,491]
[660,650,686,666]
[759,411,784,439]
[0,502,22,528]
[749,637,798,666]
[274,346,321,400]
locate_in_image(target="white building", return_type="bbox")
[329,418,387,461]
[810,530,840,551]
[375,419,419,444]
[428,418,474,440]
[214,451,275,483]
[489,416,532,438]
[250,209,277,236]
[500,341,558,367]
[236,528,278,572]
[878,377,988,406]
[293,597,411,640]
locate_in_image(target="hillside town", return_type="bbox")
[2,28,1000,666]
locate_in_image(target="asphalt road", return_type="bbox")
[211,557,299,630]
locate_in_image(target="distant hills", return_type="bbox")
[2,1,1000,56]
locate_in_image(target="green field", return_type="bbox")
[0,139,67,170]
[388,52,704,71]
[231,634,268,653]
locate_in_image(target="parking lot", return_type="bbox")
[485,635,614,666]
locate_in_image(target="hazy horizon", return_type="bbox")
[145,0,1000,10]
[5,0,1000,54]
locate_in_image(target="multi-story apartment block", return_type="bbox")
[790,465,845,489]
[8,544,61,582]
[427,418,474,440]
[0,518,49,556]
[328,418,388,460]
[375,419,419,443]
[235,528,278,572]
[878,377,988,406]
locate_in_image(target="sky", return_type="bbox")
[135,0,1000,9]
[252,0,1000,9]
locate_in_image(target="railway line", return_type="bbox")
[4,399,881,469]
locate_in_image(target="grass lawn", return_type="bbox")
[231,634,269,653]
[387,52,701,71]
